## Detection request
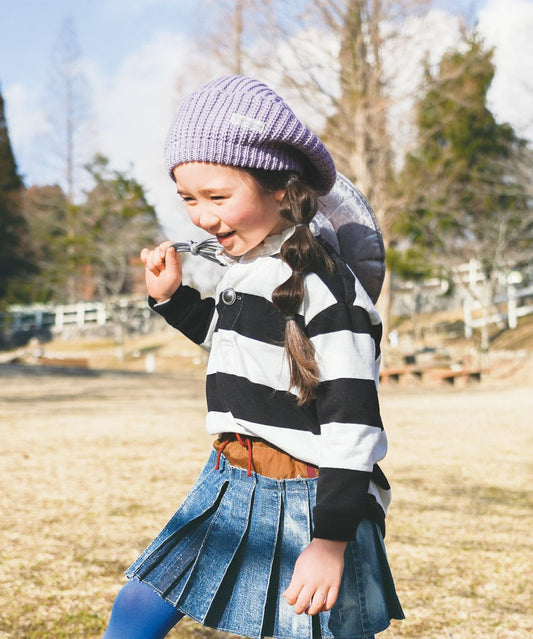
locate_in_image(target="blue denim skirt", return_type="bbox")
[126,449,404,639]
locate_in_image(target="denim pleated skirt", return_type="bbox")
[126,449,404,639]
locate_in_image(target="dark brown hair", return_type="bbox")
[244,168,334,404]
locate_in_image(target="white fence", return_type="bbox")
[463,285,533,338]
[1,297,152,337]
[2,269,532,343]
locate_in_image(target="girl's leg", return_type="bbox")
[103,578,183,639]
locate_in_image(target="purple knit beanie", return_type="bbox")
[165,75,336,195]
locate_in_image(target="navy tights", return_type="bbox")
[103,578,183,639]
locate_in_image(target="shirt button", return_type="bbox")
[221,288,237,305]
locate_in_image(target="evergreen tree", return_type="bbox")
[395,35,532,351]
[0,84,34,306]
[0,88,21,193]
[81,155,163,357]
[21,184,71,303]
[82,155,162,300]
[21,156,162,305]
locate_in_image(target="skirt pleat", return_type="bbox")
[204,479,282,637]
[320,522,404,638]
[126,449,404,639]
[126,454,229,597]
[260,480,314,639]
[175,473,256,621]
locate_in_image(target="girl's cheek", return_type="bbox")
[186,208,200,227]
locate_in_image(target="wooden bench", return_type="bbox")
[379,366,423,383]
[380,365,487,385]
[39,356,89,369]
[427,367,486,385]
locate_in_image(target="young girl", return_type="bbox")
[103,75,404,639]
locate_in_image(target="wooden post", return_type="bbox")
[55,306,64,330]
[463,298,473,339]
[507,285,517,330]
[97,304,106,325]
[76,303,85,327]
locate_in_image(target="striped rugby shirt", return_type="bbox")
[151,228,391,541]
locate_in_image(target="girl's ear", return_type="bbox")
[273,188,286,203]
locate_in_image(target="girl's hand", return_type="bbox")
[283,538,347,616]
[140,241,183,303]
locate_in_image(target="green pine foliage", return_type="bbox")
[2,67,161,310]
[0,88,22,193]
[20,155,162,304]
[21,185,71,302]
[0,85,35,305]
[395,35,531,279]
[81,154,162,300]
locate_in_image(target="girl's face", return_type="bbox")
[174,162,288,257]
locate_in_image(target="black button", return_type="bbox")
[221,288,237,305]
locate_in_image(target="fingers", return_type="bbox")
[283,585,337,616]
[303,587,329,616]
[140,242,174,275]
[293,587,314,615]
[282,581,301,607]
[323,585,340,612]
[164,243,179,270]
[283,538,345,617]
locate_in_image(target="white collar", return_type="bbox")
[215,226,297,266]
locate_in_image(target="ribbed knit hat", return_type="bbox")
[165,75,336,195]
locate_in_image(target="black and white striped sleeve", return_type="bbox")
[149,284,217,348]
[306,280,386,540]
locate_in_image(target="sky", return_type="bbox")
[1,0,532,238]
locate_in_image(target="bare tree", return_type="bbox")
[193,0,263,75]
[83,155,161,300]
[40,17,95,302]
[193,0,434,343]
[210,0,245,75]
[43,16,94,203]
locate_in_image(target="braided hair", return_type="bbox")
[244,168,334,405]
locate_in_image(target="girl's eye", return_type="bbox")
[211,195,226,201]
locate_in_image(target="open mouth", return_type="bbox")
[216,231,236,240]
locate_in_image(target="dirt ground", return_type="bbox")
[0,357,532,639]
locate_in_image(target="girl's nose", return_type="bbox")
[192,206,220,233]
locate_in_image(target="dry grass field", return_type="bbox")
[0,337,532,638]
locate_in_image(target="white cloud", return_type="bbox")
[4,83,50,184]
[478,0,533,139]
[4,23,222,243]
[88,30,220,237]
[384,9,464,161]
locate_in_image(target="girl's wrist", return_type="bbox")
[153,296,172,306]
[151,284,182,304]
[310,538,348,552]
